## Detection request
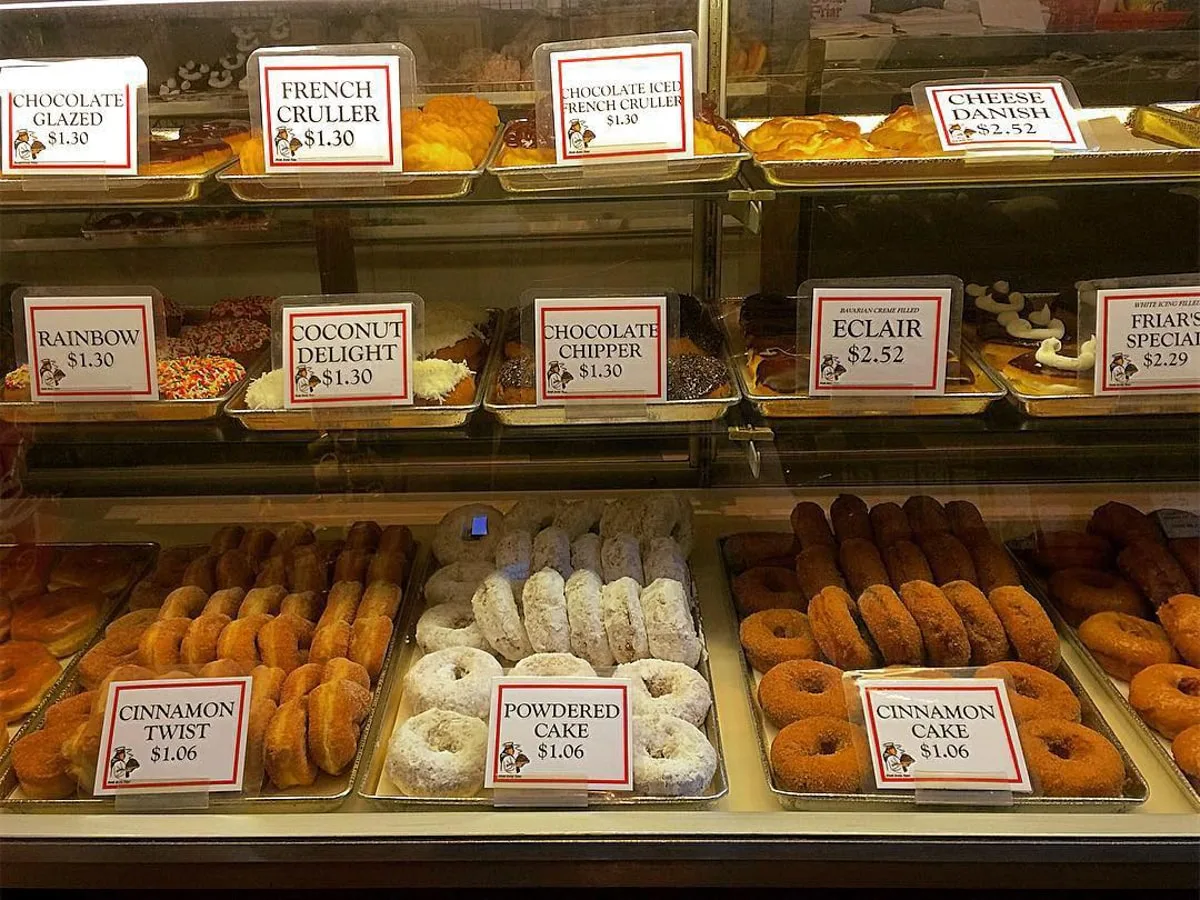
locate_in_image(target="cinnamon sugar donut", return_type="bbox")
[202,587,246,619]
[1169,538,1199,592]
[356,581,402,622]
[758,660,847,727]
[883,540,933,588]
[349,616,392,682]
[897,581,969,668]
[158,585,209,619]
[1172,724,1200,786]
[1118,539,1192,607]
[137,617,192,671]
[239,585,288,618]
[1089,501,1163,547]
[1079,611,1177,681]
[216,613,272,667]
[317,582,362,631]
[180,613,232,666]
[280,662,323,705]
[945,500,986,537]
[941,580,1009,665]
[857,585,924,666]
[919,533,977,587]
[309,621,351,667]
[790,502,835,550]
[257,613,315,673]
[1019,719,1124,797]
[795,546,848,605]
[732,566,803,615]
[770,716,868,793]
[961,533,1021,594]
[830,494,872,543]
[988,586,1060,671]
[216,549,255,591]
[903,495,950,539]
[808,586,878,670]
[1049,567,1147,626]
[1033,530,1112,572]
[977,661,1080,724]
[264,698,317,789]
[739,609,820,673]
[1130,663,1200,738]
[838,538,890,596]
[869,502,912,550]
[723,532,798,573]
[1157,593,1200,667]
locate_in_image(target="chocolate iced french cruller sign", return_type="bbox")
[282,302,414,408]
[1093,285,1200,396]
[0,58,144,175]
[860,678,1032,793]
[534,296,668,404]
[23,295,159,402]
[549,41,694,164]
[259,53,402,173]
[808,287,952,396]
[922,81,1088,153]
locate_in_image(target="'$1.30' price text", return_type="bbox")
[847,344,904,365]
[304,128,355,149]
[67,351,115,369]
[46,130,89,147]
[577,363,623,380]
[149,744,198,764]
[538,742,585,761]
[321,367,373,387]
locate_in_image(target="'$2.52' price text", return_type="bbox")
[847,344,905,365]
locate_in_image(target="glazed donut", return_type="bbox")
[317,582,362,632]
[257,613,315,673]
[1019,719,1124,797]
[494,530,532,582]
[601,577,650,664]
[417,601,489,654]
[356,581,402,622]
[105,608,158,643]
[307,677,371,776]
[280,591,323,623]
[839,538,891,596]
[502,498,556,536]
[570,533,603,574]
[181,554,217,594]
[137,617,193,671]
[1032,530,1113,572]
[601,533,643,585]
[180,613,232,666]
[42,690,95,730]
[210,525,246,554]
[12,587,104,658]
[945,500,986,537]
[378,525,414,557]
[795,546,848,605]
[1158,593,1200,667]
[434,504,503,566]
[739,609,820,674]
[564,569,615,668]
[869,502,913,549]
[425,561,494,607]
[216,549,255,591]
[522,569,570,654]
[897,581,970,668]
[250,664,287,704]
[264,698,317,789]
[405,646,502,720]
[643,537,690,595]
[857,585,924,666]
[280,663,323,705]
[757,660,846,728]
[631,714,717,796]
[0,641,60,720]
[723,532,798,573]
[808,586,879,670]
[0,545,54,602]
[553,498,605,539]
[11,721,79,799]
[332,548,370,584]
[988,586,1061,671]
[919,534,977,587]
[883,541,933,588]
[1048,567,1147,626]
[732,567,803,616]
[240,585,288,618]
[472,572,531,661]
[1079,611,1177,681]
[201,587,244,618]
[1170,538,1200,592]
[1089,501,1163,547]
[288,546,328,595]
[350,616,392,682]
[790,501,835,550]
[271,522,316,557]
[512,652,597,677]
[309,621,351,667]
[385,708,487,797]
[50,546,134,596]
[940,580,1009,665]
[157,585,208,620]
[770,716,868,793]
[830,494,872,543]
[1172,724,1200,786]
[254,555,288,590]
[216,613,272,668]
[904,495,951,539]
[617,659,710,726]
[345,520,382,552]
[978,661,1080,724]
[961,533,1022,595]
[640,578,701,668]
[1118,539,1193,607]
[1130,663,1200,738]
[239,526,276,563]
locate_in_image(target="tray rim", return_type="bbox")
[0,159,236,207]
[0,372,245,424]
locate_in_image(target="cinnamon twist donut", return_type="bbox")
[216,613,273,667]
[309,621,352,667]
[216,549,255,591]
[239,585,288,618]
[137,617,192,672]
[180,613,232,666]
[202,588,245,618]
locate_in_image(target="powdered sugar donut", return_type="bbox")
[503,498,555,536]
[385,708,487,797]
[640,578,701,667]
[415,601,490,654]
[404,646,502,720]
[522,568,570,653]
[471,573,531,660]
[571,533,602,573]
[433,504,503,565]
[511,652,596,677]
[494,530,532,581]
[617,659,711,726]
[637,495,682,549]
[601,576,649,663]
[531,526,573,578]
[602,533,644,585]
[600,499,639,538]
[632,714,717,796]
[565,569,614,668]
[554,498,605,539]
[424,561,494,606]
[643,536,691,595]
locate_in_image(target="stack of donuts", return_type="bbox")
[9,521,412,799]
[1022,501,1200,788]
[385,496,717,799]
[727,494,1127,798]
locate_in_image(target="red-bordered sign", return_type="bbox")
[924,81,1086,153]
[27,300,156,400]
[1095,287,1200,395]
[283,304,412,406]
[4,84,134,172]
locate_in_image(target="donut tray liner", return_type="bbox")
[0,540,424,813]
[718,536,1150,811]
[1008,545,1200,811]
[358,561,729,808]
[0,375,245,424]
[0,159,234,207]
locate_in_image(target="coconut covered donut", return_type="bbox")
[571,533,603,574]
[522,568,571,654]
[404,646,502,720]
[602,534,645,585]
[640,578,701,667]
[564,569,615,668]
[472,572,531,661]
[553,498,605,539]
[511,652,596,677]
[385,708,488,798]
[425,561,495,607]
[433,504,503,565]
[631,714,717,796]
[494,530,532,582]
[415,601,490,654]
[617,659,711,727]
[502,498,555,536]
[601,577,650,663]
[531,526,573,579]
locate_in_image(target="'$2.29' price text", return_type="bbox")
[304,128,355,149]
[149,744,198,764]
[847,344,905,365]
[67,351,115,369]
[1142,351,1189,369]
[538,742,585,761]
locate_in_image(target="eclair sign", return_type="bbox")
[0,58,145,175]
[922,80,1088,153]
[257,53,402,172]
[1094,286,1200,396]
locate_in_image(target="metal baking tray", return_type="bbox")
[714,299,1004,418]
[0,159,234,207]
[735,105,1200,189]
[0,542,422,813]
[1008,547,1200,811]
[218,129,502,203]
[0,375,245,424]
[718,536,1149,811]
[359,562,728,808]
[488,118,749,193]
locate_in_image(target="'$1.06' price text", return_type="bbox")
[67,351,115,369]
[538,742,585,761]
[149,744,198,764]
[920,743,969,761]
[847,344,905,365]
[304,128,355,149]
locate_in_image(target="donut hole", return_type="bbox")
[817,736,841,756]
[644,675,673,699]
[428,730,463,754]
[449,616,472,630]
[794,672,833,695]
[1010,675,1041,700]
[1179,677,1200,697]
[452,665,468,681]
[1046,737,1075,760]
[771,624,801,639]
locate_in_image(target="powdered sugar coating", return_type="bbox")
[385,708,487,798]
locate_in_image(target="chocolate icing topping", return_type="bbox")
[504,119,539,149]
[1008,346,1089,378]
[499,355,535,390]
[668,354,728,400]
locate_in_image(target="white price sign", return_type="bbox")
[534,296,667,404]
[1094,286,1200,396]
[485,678,633,790]
[258,54,402,173]
[94,677,252,795]
[282,302,414,408]
[860,678,1032,793]
[808,287,952,396]
[23,295,158,402]
[549,42,694,164]
[922,81,1088,153]
[0,57,144,175]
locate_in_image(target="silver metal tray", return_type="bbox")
[0,160,234,207]
[358,561,728,808]
[0,375,245,424]
[218,129,502,203]
[0,542,423,813]
[718,536,1149,811]
[489,118,749,193]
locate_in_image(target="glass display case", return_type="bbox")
[0,0,1197,889]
